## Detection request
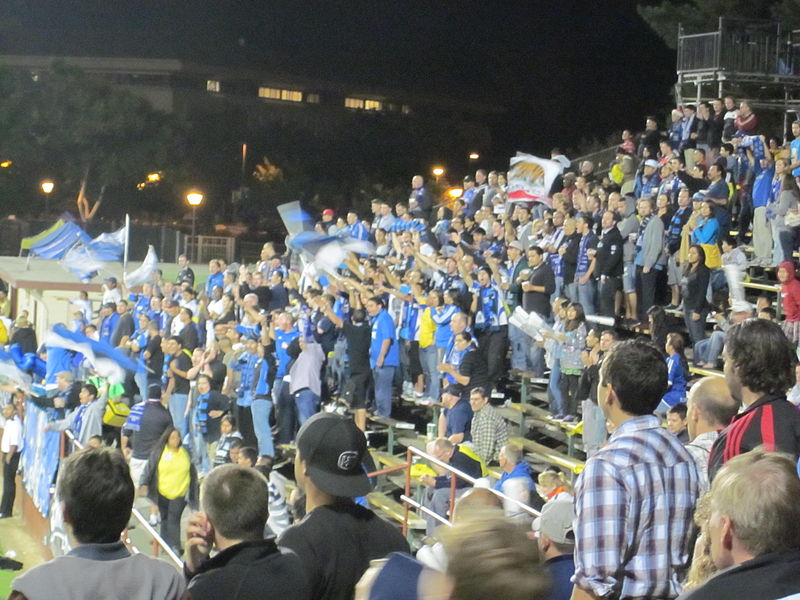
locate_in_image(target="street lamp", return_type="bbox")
[432,166,445,183]
[0,161,12,168]
[186,190,204,263]
[41,180,54,214]
[468,152,480,160]
[447,187,463,199]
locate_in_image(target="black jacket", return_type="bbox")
[560,232,581,284]
[708,393,800,483]
[522,262,555,317]
[679,549,800,600]
[594,227,624,278]
[184,539,311,600]
[682,265,710,312]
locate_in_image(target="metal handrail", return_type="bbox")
[388,444,541,536]
[62,430,183,569]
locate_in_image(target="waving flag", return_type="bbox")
[61,243,105,282]
[45,324,143,383]
[507,152,563,207]
[0,347,33,391]
[278,201,315,236]
[88,225,127,261]
[124,245,159,287]
[288,231,373,274]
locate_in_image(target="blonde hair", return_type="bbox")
[684,492,716,590]
[443,516,549,600]
[710,448,800,557]
[537,470,573,495]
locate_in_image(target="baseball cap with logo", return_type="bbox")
[532,498,575,544]
[296,412,371,497]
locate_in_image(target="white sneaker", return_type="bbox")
[148,513,160,526]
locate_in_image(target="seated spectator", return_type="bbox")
[468,386,508,463]
[182,464,309,600]
[535,468,573,503]
[438,384,473,445]
[278,413,408,600]
[422,437,483,535]
[494,444,538,522]
[11,447,185,599]
[685,377,739,492]
[708,318,800,481]
[213,415,243,467]
[667,403,690,444]
[533,498,576,600]
[679,450,800,600]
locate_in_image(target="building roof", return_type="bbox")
[0,256,136,292]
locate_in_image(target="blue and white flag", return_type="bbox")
[61,243,105,282]
[124,245,158,288]
[45,324,143,383]
[88,225,127,261]
[288,231,374,274]
[0,347,32,391]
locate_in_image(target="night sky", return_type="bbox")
[1,0,677,158]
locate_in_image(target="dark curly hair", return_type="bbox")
[725,319,796,396]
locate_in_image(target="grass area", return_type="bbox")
[0,540,15,597]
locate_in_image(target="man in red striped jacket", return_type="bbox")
[708,318,800,482]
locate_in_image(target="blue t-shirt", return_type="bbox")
[275,328,300,378]
[791,138,800,177]
[370,309,399,368]
[444,399,473,441]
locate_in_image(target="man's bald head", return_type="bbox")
[687,376,740,439]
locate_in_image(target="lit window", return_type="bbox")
[306,93,320,104]
[259,87,281,99]
[364,100,383,111]
[401,104,411,114]
[281,89,303,102]
[207,80,221,93]
[345,97,365,109]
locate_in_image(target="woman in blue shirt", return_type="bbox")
[658,332,688,414]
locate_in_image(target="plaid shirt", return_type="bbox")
[470,404,508,463]
[573,415,699,600]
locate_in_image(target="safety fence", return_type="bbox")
[367,444,540,536]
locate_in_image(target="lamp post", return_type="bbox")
[468,152,480,161]
[186,190,204,263]
[432,166,445,183]
[40,180,54,214]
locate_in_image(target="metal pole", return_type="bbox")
[191,206,197,263]
[123,213,130,276]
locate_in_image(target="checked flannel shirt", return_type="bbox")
[573,414,700,599]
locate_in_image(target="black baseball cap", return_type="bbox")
[296,413,371,497]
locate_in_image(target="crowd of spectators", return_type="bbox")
[3,95,800,598]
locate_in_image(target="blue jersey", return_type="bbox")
[370,309,399,368]
[473,284,506,331]
[274,328,300,378]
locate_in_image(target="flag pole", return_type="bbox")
[123,213,130,278]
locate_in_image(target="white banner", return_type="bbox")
[507,152,563,206]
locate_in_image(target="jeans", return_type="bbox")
[1,452,20,516]
[548,359,564,415]
[135,370,149,402]
[373,366,395,417]
[528,344,545,378]
[191,425,211,475]
[684,308,709,347]
[581,400,607,458]
[169,393,189,438]
[420,345,439,400]
[636,266,659,321]
[274,379,297,445]
[251,397,275,457]
[508,323,528,370]
[158,494,187,553]
[552,275,564,302]
[564,282,578,303]
[294,389,320,425]
[576,278,596,315]
[695,330,725,366]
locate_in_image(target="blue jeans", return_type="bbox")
[191,425,211,475]
[169,393,189,438]
[294,389,320,425]
[564,282,578,303]
[582,399,607,458]
[548,359,564,415]
[508,323,528,370]
[420,345,439,400]
[552,275,564,302]
[576,278,596,315]
[373,366,395,417]
[251,397,275,457]
[684,308,709,347]
[528,344,545,377]
[135,371,149,402]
